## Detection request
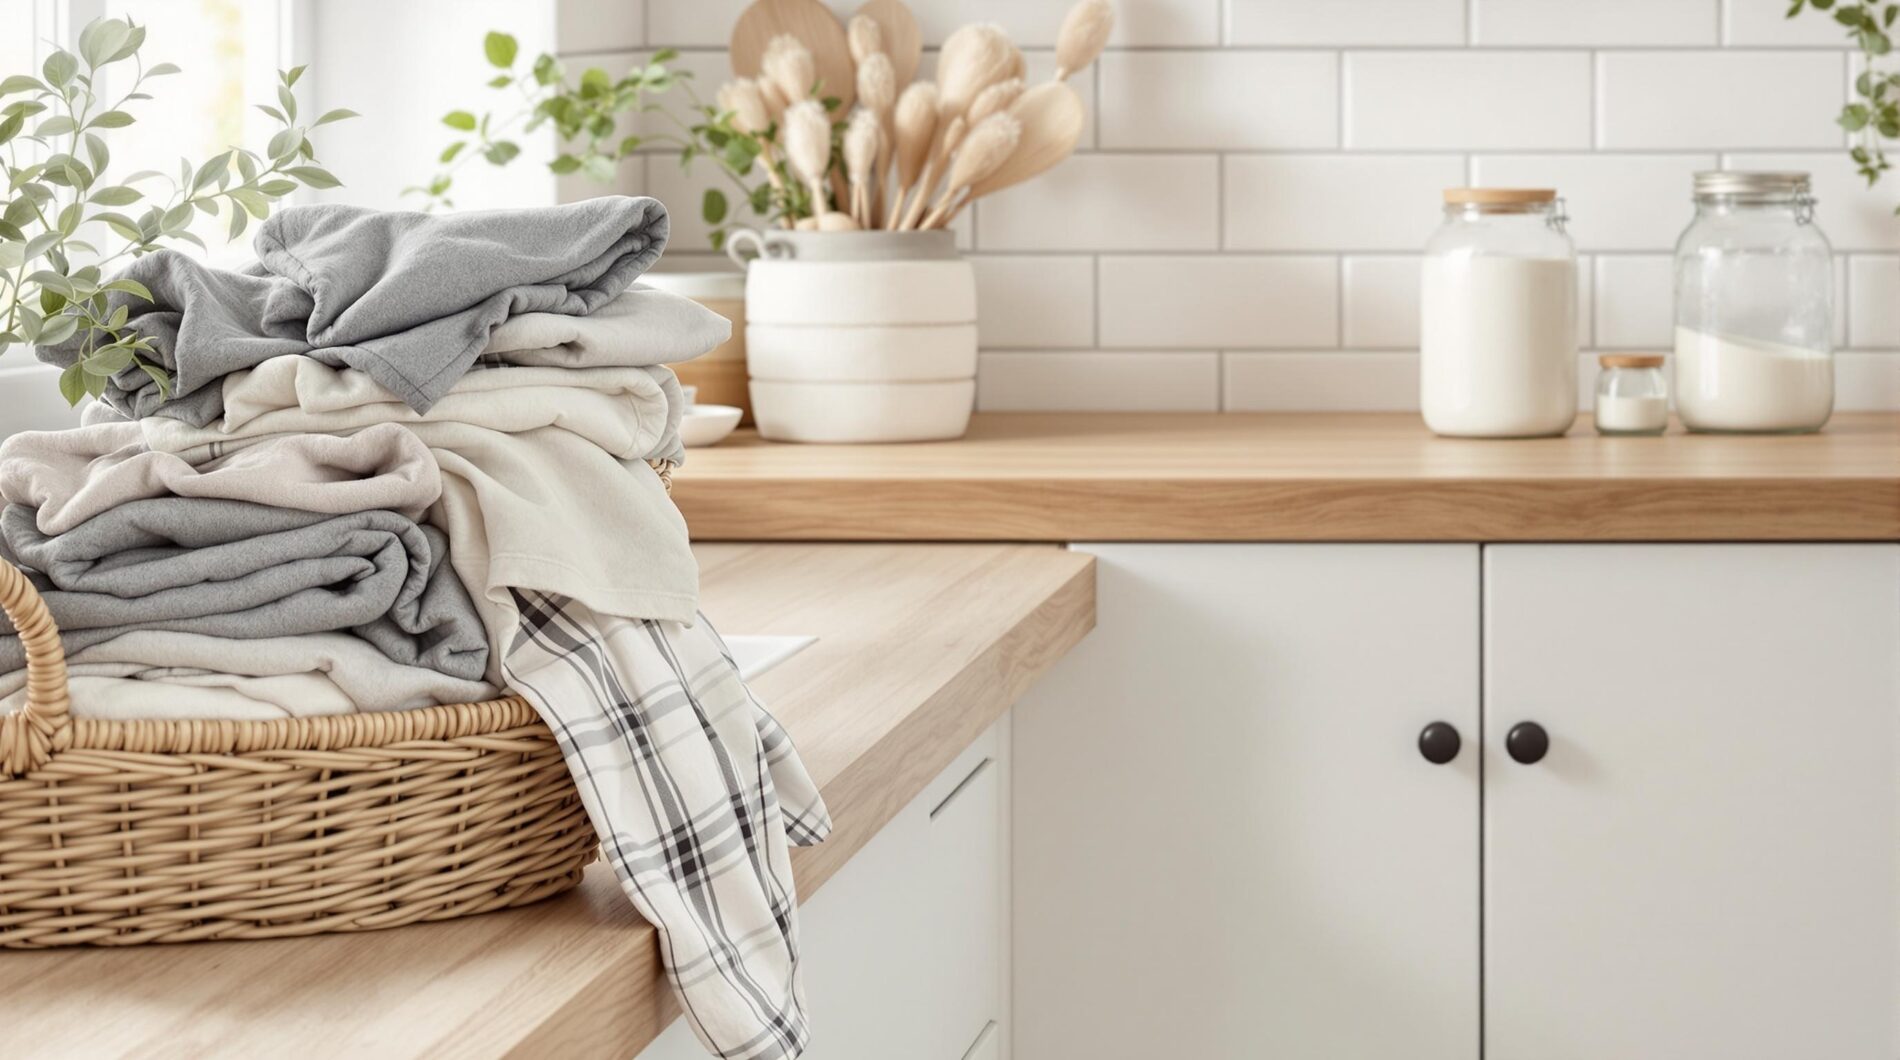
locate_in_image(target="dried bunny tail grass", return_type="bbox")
[1055,0,1115,80]
[782,98,834,216]
[762,33,816,103]
[923,112,1021,228]
[937,23,1017,118]
[847,14,884,64]
[856,51,897,117]
[887,80,940,226]
[716,78,773,135]
[843,106,883,225]
[966,77,1024,124]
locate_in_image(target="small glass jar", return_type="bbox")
[1594,354,1668,436]
[1420,188,1578,438]
[1673,171,1834,434]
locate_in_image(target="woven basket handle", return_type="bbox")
[0,561,70,774]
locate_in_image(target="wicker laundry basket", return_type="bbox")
[0,462,674,947]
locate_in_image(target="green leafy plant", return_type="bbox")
[0,16,355,403]
[415,32,818,248]
[1789,0,1900,200]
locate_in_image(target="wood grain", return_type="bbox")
[854,0,921,88]
[0,543,1096,1060]
[729,0,856,110]
[671,413,1900,542]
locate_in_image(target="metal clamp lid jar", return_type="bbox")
[1420,188,1579,439]
[1672,171,1834,434]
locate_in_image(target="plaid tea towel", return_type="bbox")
[503,590,831,1060]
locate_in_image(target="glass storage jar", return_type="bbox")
[1420,188,1578,438]
[1673,171,1834,434]
[1594,354,1668,436]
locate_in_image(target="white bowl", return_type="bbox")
[680,404,743,448]
[747,323,978,382]
[749,379,974,443]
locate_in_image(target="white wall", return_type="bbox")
[548,0,1900,413]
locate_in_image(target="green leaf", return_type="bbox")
[82,345,134,376]
[161,202,194,232]
[228,187,269,218]
[92,211,142,240]
[36,115,76,137]
[257,178,298,196]
[56,201,82,235]
[138,361,171,397]
[532,54,561,87]
[276,83,298,123]
[265,126,298,161]
[484,31,518,69]
[78,19,132,69]
[88,109,133,129]
[283,64,307,88]
[0,75,44,95]
[255,103,286,124]
[439,141,466,164]
[702,187,728,224]
[314,107,358,126]
[487,74,512,88]
[581,154,615,182]
[0,110,22,147]
[38,311,77,346]
[651,47,679,64]
[580,67,611,99]
[58,362,86,406]
[226,202,249,240]
[102,278,152,302]
[481,140,520,165]
[190,151,231,192]
[442,110,478,131]
[285,165,340,189]
[90,185,141,205]
[549,153,581,174]
[144,61,180,77]
[41,51,78,88]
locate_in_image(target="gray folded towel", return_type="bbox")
[0,498,488,681]
[38,196,670,425]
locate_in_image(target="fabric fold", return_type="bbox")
[38,196,671,424]
[0,420,440,535]
[0,499,487,680]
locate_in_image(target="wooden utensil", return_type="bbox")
[960,81,1086,206]
[854,0,922,89]
[731,0,856,110]
[922,112,1021,229]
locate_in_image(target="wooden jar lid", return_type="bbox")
[1442,187,1557,205]
[1599,354,1664,369]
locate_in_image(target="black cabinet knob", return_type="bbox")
[1417,721,1461,765]
[1506,721,1550,765]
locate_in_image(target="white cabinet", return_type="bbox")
[1013,542,1900,1060]
[1484,545,1900,1060]
[639,720,1009,1060]
[1012,545,1482,1059]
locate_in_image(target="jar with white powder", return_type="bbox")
[1673,171,1834,433]
[1594,354,1668,435]
[1420,188,1578,438]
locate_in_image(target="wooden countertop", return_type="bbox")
[671,413,1900,542]
[0,543,1095,1060]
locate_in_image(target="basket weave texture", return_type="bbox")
[0,559,601,947]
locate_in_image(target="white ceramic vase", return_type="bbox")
[727,229,976,443]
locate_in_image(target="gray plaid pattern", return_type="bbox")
[503,589,831,1060]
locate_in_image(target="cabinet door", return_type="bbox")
[640,723,1007,1060]
[1013,545,1481,1060]
[1485,544,1900,1060]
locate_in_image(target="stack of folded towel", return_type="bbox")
[0,197,829,1060]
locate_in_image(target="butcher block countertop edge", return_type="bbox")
[671,413,1900,542]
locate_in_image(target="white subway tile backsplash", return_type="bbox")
[561,0,1900,411]
[1224,352,1421,411]
[1345,51,1592,150]
[1226,0,1463,46]
[972,257,1096,348]
[1722,0,1851,46]
[1726,152,1900,251]
[1472,0,1716,46]
[974,155,1220,252]
[1594,255,1675,349]
[558,0,643,53]
[1099,51,1337,150]
[1469,154,1713,251]
[1597,51,1846,149]
[1099,256,1338,349]
[1850,256,1900,348]
[1224,155,1465,252]
[1342,257,1421,349]
[977,352,1221,411]
[910,0,1218,46]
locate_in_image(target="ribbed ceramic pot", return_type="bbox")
[728,229,976,444]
